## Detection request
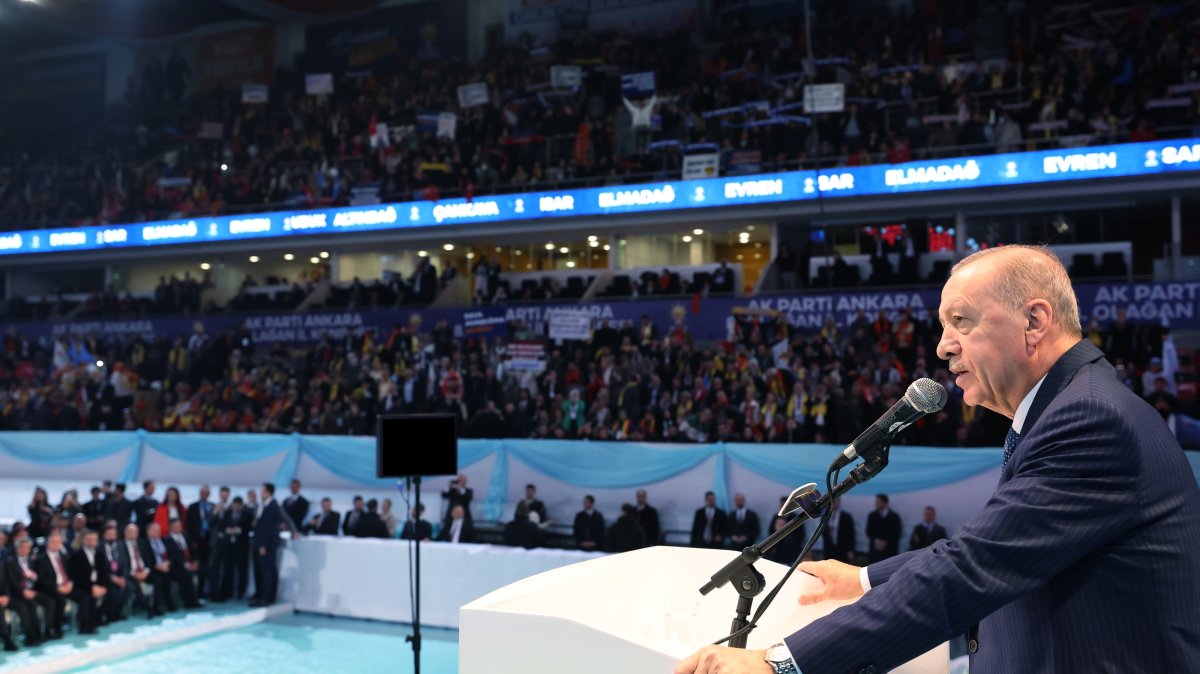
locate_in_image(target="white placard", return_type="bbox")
[802,83,845,113]
[681,153,720,180]
[305,73,334,95]
[457,82,490,108]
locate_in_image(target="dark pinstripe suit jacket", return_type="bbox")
[786,340,1200,674]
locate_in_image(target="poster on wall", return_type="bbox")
[305,0,467,75]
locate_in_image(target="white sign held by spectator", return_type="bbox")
[506,340,547,372]
[437,112,458,140]
[549,312,593,341]
[457,82,490,108]
[802,83,844,113]
[551,65,582,88]
[682,153,721,180]
[305,73,334,96]
[242,83,269,104]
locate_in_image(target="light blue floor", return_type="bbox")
[64,614,459,674]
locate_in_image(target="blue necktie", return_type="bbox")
[1002,428,1022,474]
[201,502,209,536]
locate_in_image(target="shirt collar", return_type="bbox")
[1012,374,1048,434]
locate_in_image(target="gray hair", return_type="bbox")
[951,245,1082,336]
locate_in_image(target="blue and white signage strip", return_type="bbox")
[2,139,1199,257]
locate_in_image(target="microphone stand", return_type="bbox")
[699,442,892,648]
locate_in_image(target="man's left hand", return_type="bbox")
[675,646,770,674]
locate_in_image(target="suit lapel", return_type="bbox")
[1022,339,1108,438]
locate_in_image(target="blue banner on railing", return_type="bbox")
[4,281,1197,344]
[2,139,1199,258]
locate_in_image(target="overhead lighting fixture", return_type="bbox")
[96,360,105,368]
[566,261,577,268]
[220,163,229,172]
[310,256,320,264]
[746,225,755,231]
[682,235,693,243]
[587,235,598,241]
[466,252,475,259]
[603,244,611,251]
[526,263,532,269]
[495,246,502,253]
[319,251,330,259]
[545,242,555,251]
[515,249,522,256]
[737,254,744,260]
[418,250,428,257]
[249,255,260,263]
[755,242,763,248]
[284,253,295,261]
[200,262,211,270]
[589,240,599,248]
[558,246,568,254]
[443,243,455,251]
[693,228,704,236]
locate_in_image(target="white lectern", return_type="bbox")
[461,546,948,673]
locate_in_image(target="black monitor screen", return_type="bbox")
[376,414,458,478]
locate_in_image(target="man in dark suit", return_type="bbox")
[217,497,252,601]
[67,529,109,633]
[514,484,548,524]
[5,536,47,646]
[103,483,134,529]
[441,475,473,524]
[145,522,190,612]
[342,496,367,537]
[99,522,130,622]
[436,504,474,544]
[282,480,310,531]
[0,543,35,650]
[361,499,388,539]
[821,497,856,563]
[726,492,761,550]
[82,486,106,531]
[677,245,1200,673]
[165,520,201,609]
[689,491,726,549]
[605,503,646,553]
[633,489,661,545]
[401,504,433,541]
[33,531,72,639]
[185,485,216,600]
[865,494,901,563]
[120,523,163,617]
[503,502,542,549]
[572,495,605,551]
[250,482,295,607]
[304,497,341,535]
[132,480,158,537]
[909,506,948,550]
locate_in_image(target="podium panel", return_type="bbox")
[461,546,948,673]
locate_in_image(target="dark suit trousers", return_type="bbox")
[37,591,65,633]
[69,587,100,631]
[1,598,38,642]
[194,537,212,598]
[221,544,249,600]
[254,545,279,605]
[102,578,131,620]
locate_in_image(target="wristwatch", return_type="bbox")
[764,643,799,674]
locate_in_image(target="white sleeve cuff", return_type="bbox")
[859,565,872,592]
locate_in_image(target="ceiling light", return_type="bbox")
[559,246,569,254]
[737,254,744,260]
[418,250,428,257]
[200,262,211,270]
[284,253,294,261]
[310,257,320,264]
[587,235,598,241]
[466,252,475,259]
[526,263,532,269]
[319,251,330,259]
[755,253,761,259]
[682,235,693,243]
[603,244,610,251]
[96,360,105,368]
[249,255,259,263]
[220,163,229,172]
[495,246,502,252]
[755,242,762,248]
[443,243,455,251]
[693,228,704,235]
[566,261,577,268]
[589,240,599,248]
[545,242,555,250]
[515,249,522,256]
[746,225,755,231]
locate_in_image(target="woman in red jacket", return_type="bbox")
[154,486,187,534]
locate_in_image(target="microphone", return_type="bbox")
[831,378,948,471]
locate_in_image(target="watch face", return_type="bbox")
[767,644,791,663]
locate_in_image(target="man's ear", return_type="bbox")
[1025,299,1053,351]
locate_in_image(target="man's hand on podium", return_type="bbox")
[674,645,769,674]
[797,560,865,605]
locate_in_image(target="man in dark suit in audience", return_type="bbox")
[514,484,548,524]
[821,497,857,563]
[82,486,107,531]
[120,523,163,617]
[401,504,433,541]
[218,497,252,601]
[5,536,47,646]
[726,492,761,550]
[33,531,72,639]
[145,522,190,611]
[166,520,201,608]
[606,503,646,553]
[133,480,159,537]
[304,497,341,535]
[865,493,902,563]
[342,496,367,537]
[362,499,389,538]
[185,484,216,599]
[572,495,605,551]
[504,502,542,549]
[99,522,131,622]
[908,506,948,551]
[437,504,474,544]
[282,479,310,530]
[250,482,296,607]
[690,491,726,549]
[441,474,473,524]
[0,542,37,650]
[67,529,108,634]
[634,489,661,545]
[104,483,134,529]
